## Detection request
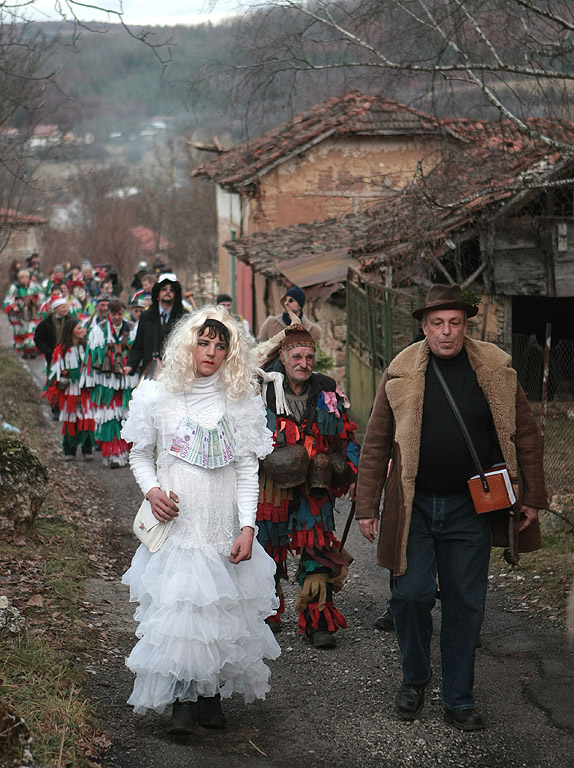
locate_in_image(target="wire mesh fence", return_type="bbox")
[487,332,574,497]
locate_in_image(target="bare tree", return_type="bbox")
[225,0,574,148]
[0,14,58,254]
[5,1,172,66]
[0,2,172,262]
[131,137,218,281]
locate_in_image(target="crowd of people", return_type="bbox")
[3,255,185,467]
[3,263,548,738]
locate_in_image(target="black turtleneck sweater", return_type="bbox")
[415,348,494,494]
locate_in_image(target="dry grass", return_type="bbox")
[0,350,105,767]
[489,529,574,629]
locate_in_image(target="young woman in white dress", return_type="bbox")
[121,306,280,734]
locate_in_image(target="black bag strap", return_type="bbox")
[431,357,490,492]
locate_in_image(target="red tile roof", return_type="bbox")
[130,226,172,253]
[224,117,574,285]
[356,119,574,271]
[193,92,444,189]
[225,212,373,282]
[0,208,48,225]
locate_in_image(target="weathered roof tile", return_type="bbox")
[193,92,444,189]
[224,116,574,284]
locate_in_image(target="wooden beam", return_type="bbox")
[429,253,455,284]
[461,261,487,289]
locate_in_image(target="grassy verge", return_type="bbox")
[0,350,106,767]
[490,532,574,625]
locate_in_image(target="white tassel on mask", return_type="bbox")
[257,369,292,416]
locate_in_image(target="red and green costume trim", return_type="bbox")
[257,374,359,634]
[42,343,95,453]
[85,317,139,465]
[3,282,42,353]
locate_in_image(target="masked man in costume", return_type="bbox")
[256,325,359,649]
[85,299,139,468]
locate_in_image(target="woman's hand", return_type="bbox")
[146,486,179,522]
[229,526,254,564]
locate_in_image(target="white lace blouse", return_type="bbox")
[121,375,273,532]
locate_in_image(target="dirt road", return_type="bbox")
[20,344,574,768]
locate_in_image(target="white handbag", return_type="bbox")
[133,495,173,552]
[132,415,173,552]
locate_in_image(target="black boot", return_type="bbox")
[304,584,337,649]
[167,699,198,735]
[374,607,395,631]
[197,694,226,729]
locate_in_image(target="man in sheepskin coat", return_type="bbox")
[355,284,547,732]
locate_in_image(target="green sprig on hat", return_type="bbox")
[460,289,482,308]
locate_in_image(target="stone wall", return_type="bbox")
[314,299,348,388]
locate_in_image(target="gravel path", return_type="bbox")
[14,319,574,768]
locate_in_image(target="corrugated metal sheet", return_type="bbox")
[276,250,359,288]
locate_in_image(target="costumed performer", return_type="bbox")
[43,316,95,461]
[85,299,139,467]
[256,325,360,648]
[3,269,43,358]
[120,306,281,735]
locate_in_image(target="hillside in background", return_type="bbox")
[12,1,574,160]
[31,21,239,144]
[25,16,467,151]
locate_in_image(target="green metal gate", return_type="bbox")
[346,268,423,431]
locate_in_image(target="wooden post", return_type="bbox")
[480,303,489,341]
[540,322,552,453]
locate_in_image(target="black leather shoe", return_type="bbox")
[395,682,425,720]
[444,707,486,731]
[310,630,337,649]
[198,694,226,729]
[167,700,198,735]
[265,618,283,634]
[374,608,395,631]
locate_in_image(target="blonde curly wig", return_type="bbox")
[158,305,255,400]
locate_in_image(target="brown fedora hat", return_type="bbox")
[412,284,479,321]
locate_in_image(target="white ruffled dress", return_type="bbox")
[120,374,280,715]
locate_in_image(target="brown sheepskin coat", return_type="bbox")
[355,337,548,576]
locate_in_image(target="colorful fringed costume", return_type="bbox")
[85,317,139,466]
[257,368,359,636]
[3,281,43,355]
[43,342,95,458]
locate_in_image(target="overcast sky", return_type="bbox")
[27,0,252,26]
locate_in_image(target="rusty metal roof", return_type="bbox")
[276,249,359,288]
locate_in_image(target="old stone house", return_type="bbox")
[224,115,574,427]
[192,92,457,332]
[0,208,48,294]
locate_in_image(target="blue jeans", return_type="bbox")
[389,490,492,710]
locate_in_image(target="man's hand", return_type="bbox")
[348,482,356,501]
[357,517,378,542]
[122,365,132,375]
[229,526,254,564]
[146,486,179,522]
[518,505,539,531]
